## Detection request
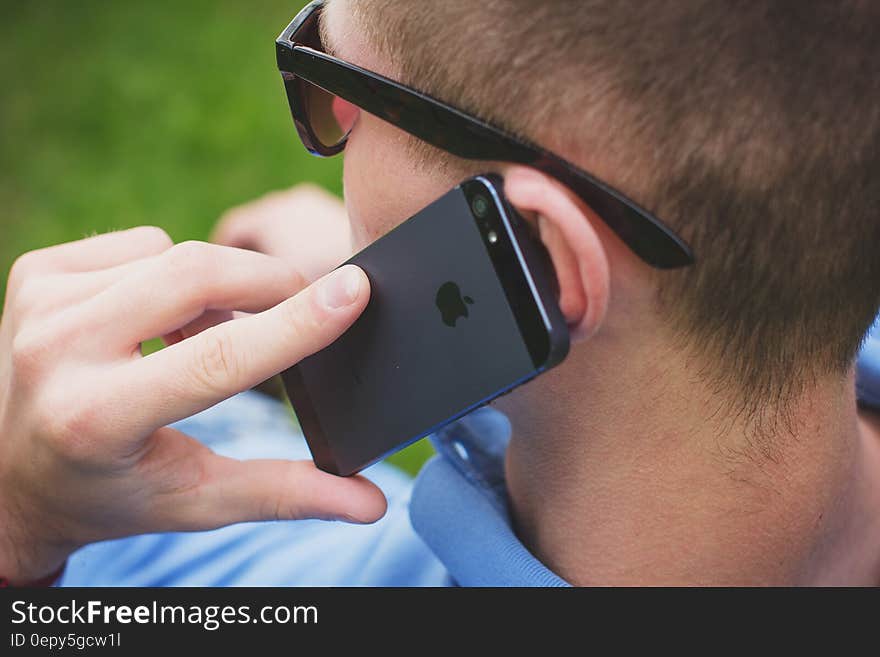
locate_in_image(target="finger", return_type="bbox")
[129,428,385,531]
[210,186,353,284]
[211,209,267,251]
[210,189,298,248]
[120,265,369,431]
[178,452,388,528]
[23,226,173,274]
[12,259,148,318]
[79,241,307,348]
[210,185,332,247]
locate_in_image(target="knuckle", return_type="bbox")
[190,330,240,394]
[11,326,52,380]
[268,496,302,522]
[7,277,44,317]
[163,241,218,288]
[281,293,325,340]
[131,225,173,252]
[7,251,41,290]
[261,474,306,521]
[165,240,210,270]
[41,396,104,464]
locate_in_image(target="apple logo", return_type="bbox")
[436,281,474,327]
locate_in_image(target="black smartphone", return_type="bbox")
[281,174,569,476]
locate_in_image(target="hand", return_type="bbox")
[212,184,353,282]
[0,228,386,584]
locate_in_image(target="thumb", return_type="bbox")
[175,452,388,528]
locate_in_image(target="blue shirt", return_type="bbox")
[60,317,880,587]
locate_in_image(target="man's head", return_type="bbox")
[323,0,880,428]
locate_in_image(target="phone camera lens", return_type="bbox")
[471,194,491,219]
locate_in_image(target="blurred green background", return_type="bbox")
[0,0,433,475]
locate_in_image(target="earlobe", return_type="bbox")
[502,166,610,341]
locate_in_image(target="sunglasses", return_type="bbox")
[275,0,694,269]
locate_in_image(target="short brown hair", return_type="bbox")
[353,0,880,417]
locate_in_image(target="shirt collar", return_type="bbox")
[408,406,570,587]
[856,314,880,410]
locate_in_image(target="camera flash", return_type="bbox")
[487,230,498,244]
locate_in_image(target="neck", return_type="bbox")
[500,329,880,585]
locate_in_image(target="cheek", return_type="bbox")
[342,115,459,249]
[342,127,401,248]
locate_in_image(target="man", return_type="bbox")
[1,0,879,586]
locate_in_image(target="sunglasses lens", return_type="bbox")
[302,79,356,149]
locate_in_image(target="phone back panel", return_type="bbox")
[283,186,540,475]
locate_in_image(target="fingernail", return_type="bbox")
[319,265,363,309]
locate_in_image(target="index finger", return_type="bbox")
[115,265,369,434]
[23,226,174,274]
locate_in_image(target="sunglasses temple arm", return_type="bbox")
[529,155,694,269]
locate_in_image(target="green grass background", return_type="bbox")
[0,0,434,475]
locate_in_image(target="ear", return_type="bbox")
[502,165,610,341]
